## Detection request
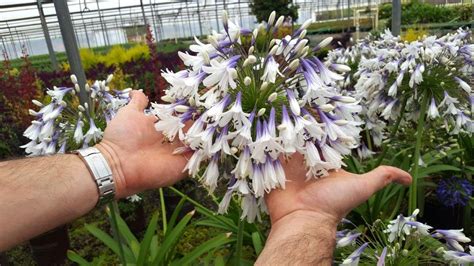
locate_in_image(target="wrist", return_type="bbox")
[270,210,338,236]
[95,142,127,198]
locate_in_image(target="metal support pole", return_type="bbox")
[96,0,110,46]
[38,0,59,70]
[53,0,88,105]
[392,0,401,36]
[78,0,91,49]
[0,37,9,59]
[196,0,203,36]
[140,0,147,25]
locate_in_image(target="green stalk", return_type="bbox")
[159,188,168,234]
[375,96,408,167]
[109,201,127,266]
[408,95,429,214]
[235,214,245,265]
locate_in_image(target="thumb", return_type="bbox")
[128,90,149,111]
[361,165,412,197]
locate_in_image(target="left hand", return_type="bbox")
[97,91,191,198]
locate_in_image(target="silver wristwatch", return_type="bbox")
[76,147,115,206]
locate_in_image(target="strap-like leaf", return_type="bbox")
[418,164,460,177]
[251,232,263,255]
[136,212,159,266]
[67,250,91,266]
[85,223,135,263]
[151,210,195,265]
[172,233,234,266]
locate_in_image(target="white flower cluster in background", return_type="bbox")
[22,74,130,156]
[336,209,474,265]
[152,11,362,222]
[328,29,473,156]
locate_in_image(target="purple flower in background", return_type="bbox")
[436,176,474,208]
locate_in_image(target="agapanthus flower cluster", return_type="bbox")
[436,176,474,208]
[353,28,473,141]
[152,11,362,222]
[21,74,130,156]
[335,209,474,265]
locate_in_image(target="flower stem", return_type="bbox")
[408,95,429,214]
[159,188,168,234]
[109,201,127,265]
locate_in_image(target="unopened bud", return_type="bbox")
[174,105,190,113]
[248,46,255,55]
[260,81,269,91]
[300,19,312,30]
[32,99,43,107]
[275,16,284,28]
[222,10,229,27]
[230,147,238,154]
[161,95,173,102]
[336,96,356,103]
[288,59,300,70]
[269,39,277,47]
[257,108,266,117]
[59,101,67,107]
[317,37,333,49]
[229,68,238,79]
[74,84,80,93]
[299,29,307,39]
[268,92,278,102]
[85,84,91,92]
[268,11,276,25]
[70,74,78,84]
[277,124,286,131]
[208,35,219,48]
[106,74,113,84]
[244,76,252,86]
[334,120,348,126]
[269,45,278,55]
[29,109,38,116]
[78,105,86,112]
[294,39,308,54]
[320,104,335,112]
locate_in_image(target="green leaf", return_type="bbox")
[251,232,263,255]
[85,224,135,263]
[137,212,159,266]
[418,164,461,177]
[152,210,195,265]
[116,214,140,257]
[167,196,187,233]
[67,250,91,266]
[172,233,234,266]
[214,255,226,266]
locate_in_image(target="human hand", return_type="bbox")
[96,91,190,198]
[266,153,412,228]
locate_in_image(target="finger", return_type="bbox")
[361,165,412,196]
[146,114,158,123]
[128,90,149,111]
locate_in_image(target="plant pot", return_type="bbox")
[29,225,69,266]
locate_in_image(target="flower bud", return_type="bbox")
[257,108,266,116]
[269,39,277,47]
[248,46,255,55]
[288,59,300,70]
[70,74,78,84]
[252,28,259,40]
[334,120,348,126]
[78,105,86,112]
[32,99,43,107]
[208,35,219,48]
[294,39,308,54]
[29,109,38,116]
[85,84,91,92]
[300,19,312,30]
[244,76,252,86]
[268,11,276,25]
[275,16,285,28]
[229,68,238,79]
[84,102,89,110]
[269,45,278,55]
[336,96,356,103]
[320,104,335,112]
[161,95,174,102]
[332,64,351,72]
[317,37,333,49]
[230,147,238,154]
[299,29,307,39]
[174,105,190,112]
[277,124,287,131]
[202,51,210,64]
[268,92,278,102]
[60,101,67,107]
[243,55,257,67]
[74,84,80,93]
[222,10,229,28]
[106,74,113,84]
[260,81,269,91]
